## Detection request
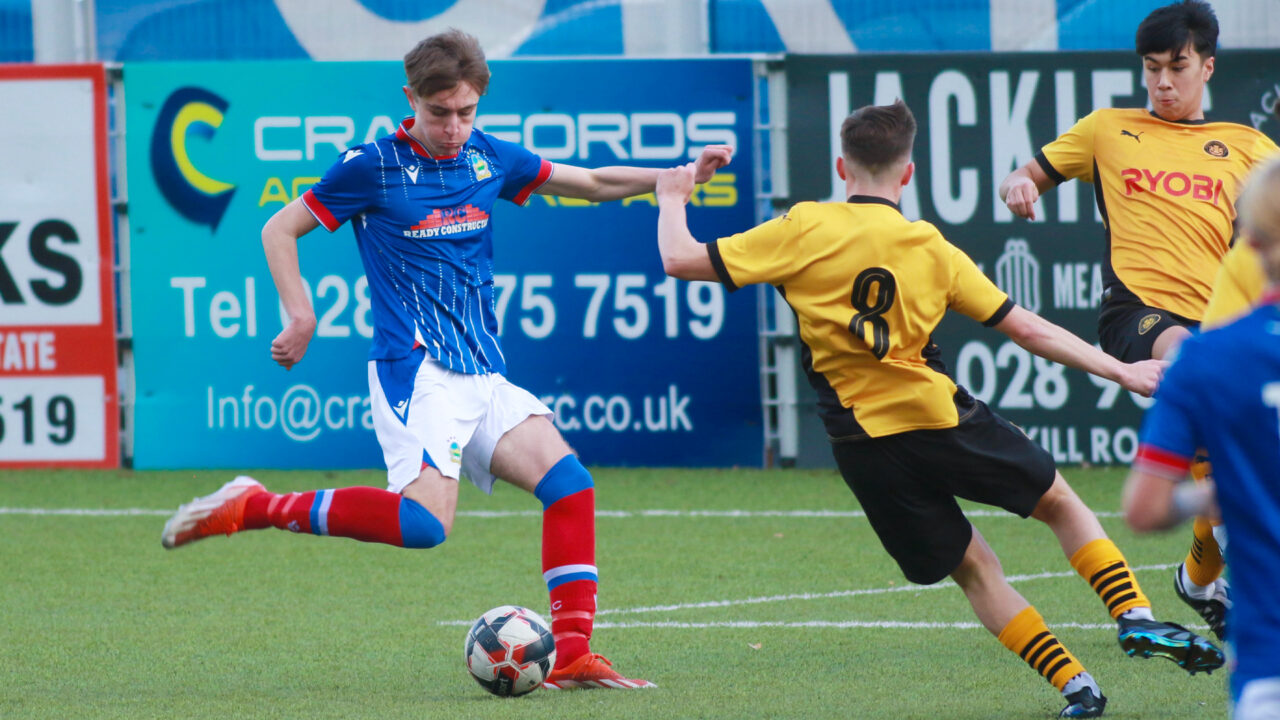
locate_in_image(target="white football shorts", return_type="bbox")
[1235,677,1280,720]
[368,351,551,494]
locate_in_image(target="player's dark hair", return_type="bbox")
[404,29,491,98]
[840,100,916,176]
[1136,0,1218,59]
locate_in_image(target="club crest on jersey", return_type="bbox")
[1138,313,1162,335]
[1203,140,1229,158]
[448,437,462,464]
[470,152,492,181]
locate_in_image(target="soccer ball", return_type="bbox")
[464,605,556,696]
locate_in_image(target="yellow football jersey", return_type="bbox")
[709,197,1012,438]
[1037,108,1278,321]
[1202,241,1266,329]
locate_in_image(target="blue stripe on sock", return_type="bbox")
[399,497,446,548]
[546,571,598,590]
[533,455,594,509]
[309,490,328,536]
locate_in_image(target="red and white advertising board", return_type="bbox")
[0,64,118,467]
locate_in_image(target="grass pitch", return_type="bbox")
[1,467,1227,719]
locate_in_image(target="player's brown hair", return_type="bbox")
[404,29,491,99]
[1238,158,1280,282]
[1136,0,1218,60]
[840,100,916,177]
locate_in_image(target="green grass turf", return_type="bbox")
[0,467,1227,719]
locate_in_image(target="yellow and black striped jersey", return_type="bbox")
[1037,108,1278,321]
[708,196,1012,438]
[1203,240,1266,329]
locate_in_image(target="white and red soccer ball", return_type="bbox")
[464,605,556,696]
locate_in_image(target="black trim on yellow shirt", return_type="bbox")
[847,195,901,211]
[706,240,738,292]
[982,298,1016,327]
[1034,151,1066,185]
[1147,110,1208,125]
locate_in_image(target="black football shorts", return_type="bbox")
[830,397,1056,585]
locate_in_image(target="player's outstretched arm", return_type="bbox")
[998,160,1055,221]
[1123,470,1215,533]
[540,145,733,202]
[992,305,1166,395]
[262,198,320,370]
[656,163,716,281]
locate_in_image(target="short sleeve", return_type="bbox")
[945,241,1011,324]
[1134,342,1205,476]
[709,206,807,291]
[1253,132,1280,161]
[1036,111,1099,185]
[301,146,379,232]
[484,133,552,205]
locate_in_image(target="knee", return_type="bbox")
[1032,476,1080,523]
[400,498,448,548]
[951,535,1003,589]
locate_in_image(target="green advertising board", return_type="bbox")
[780,50,1280,467]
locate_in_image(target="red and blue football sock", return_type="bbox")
[243,486,445,548]
[535,455,598,669]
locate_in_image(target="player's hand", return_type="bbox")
[1003,176,1040,221]
[1119,358,1168,397]
[657,163,697,205]
[271,316,316,370]
[692,144,733,183]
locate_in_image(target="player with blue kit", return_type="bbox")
[1125,157,1280,720]
[161,28,732,691]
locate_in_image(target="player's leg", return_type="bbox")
[1100,304,1229,632]
[1174,455,1230,640]
[472,379,652,690]
[951,527,1105,719]
[832,425,1101,717]
[1029,472,1223,673]
[162,348,459,550]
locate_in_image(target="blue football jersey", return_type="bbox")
[1136,301,1280,699]
[302,118,552,374]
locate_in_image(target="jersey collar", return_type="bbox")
[847,195,901,212]
[1146,110,1208,126]
[396,117,465,160]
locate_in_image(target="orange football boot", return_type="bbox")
[161,476,265,549]
[541,653,656,690]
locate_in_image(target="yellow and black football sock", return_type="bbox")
[997,606,1088,691]
[1183,454,1225,588]
[1070,538,1151,619]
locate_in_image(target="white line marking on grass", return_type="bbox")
[0,507,1125,519]
[0,507,172,516]
[590,621,1127,630]
[596,564,1176,616]
[437,563,1182,627]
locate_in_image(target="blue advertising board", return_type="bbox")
[124,58,760,469]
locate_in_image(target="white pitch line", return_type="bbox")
[0,507,1125,519]
[590,621,1126,630]
[438,563,1182,627]
[0,507,172,516]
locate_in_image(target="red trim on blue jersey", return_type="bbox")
[301,189,340,232]
[1134,443,1193,476]
[514,159,554,205]
[396,118,460,160]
